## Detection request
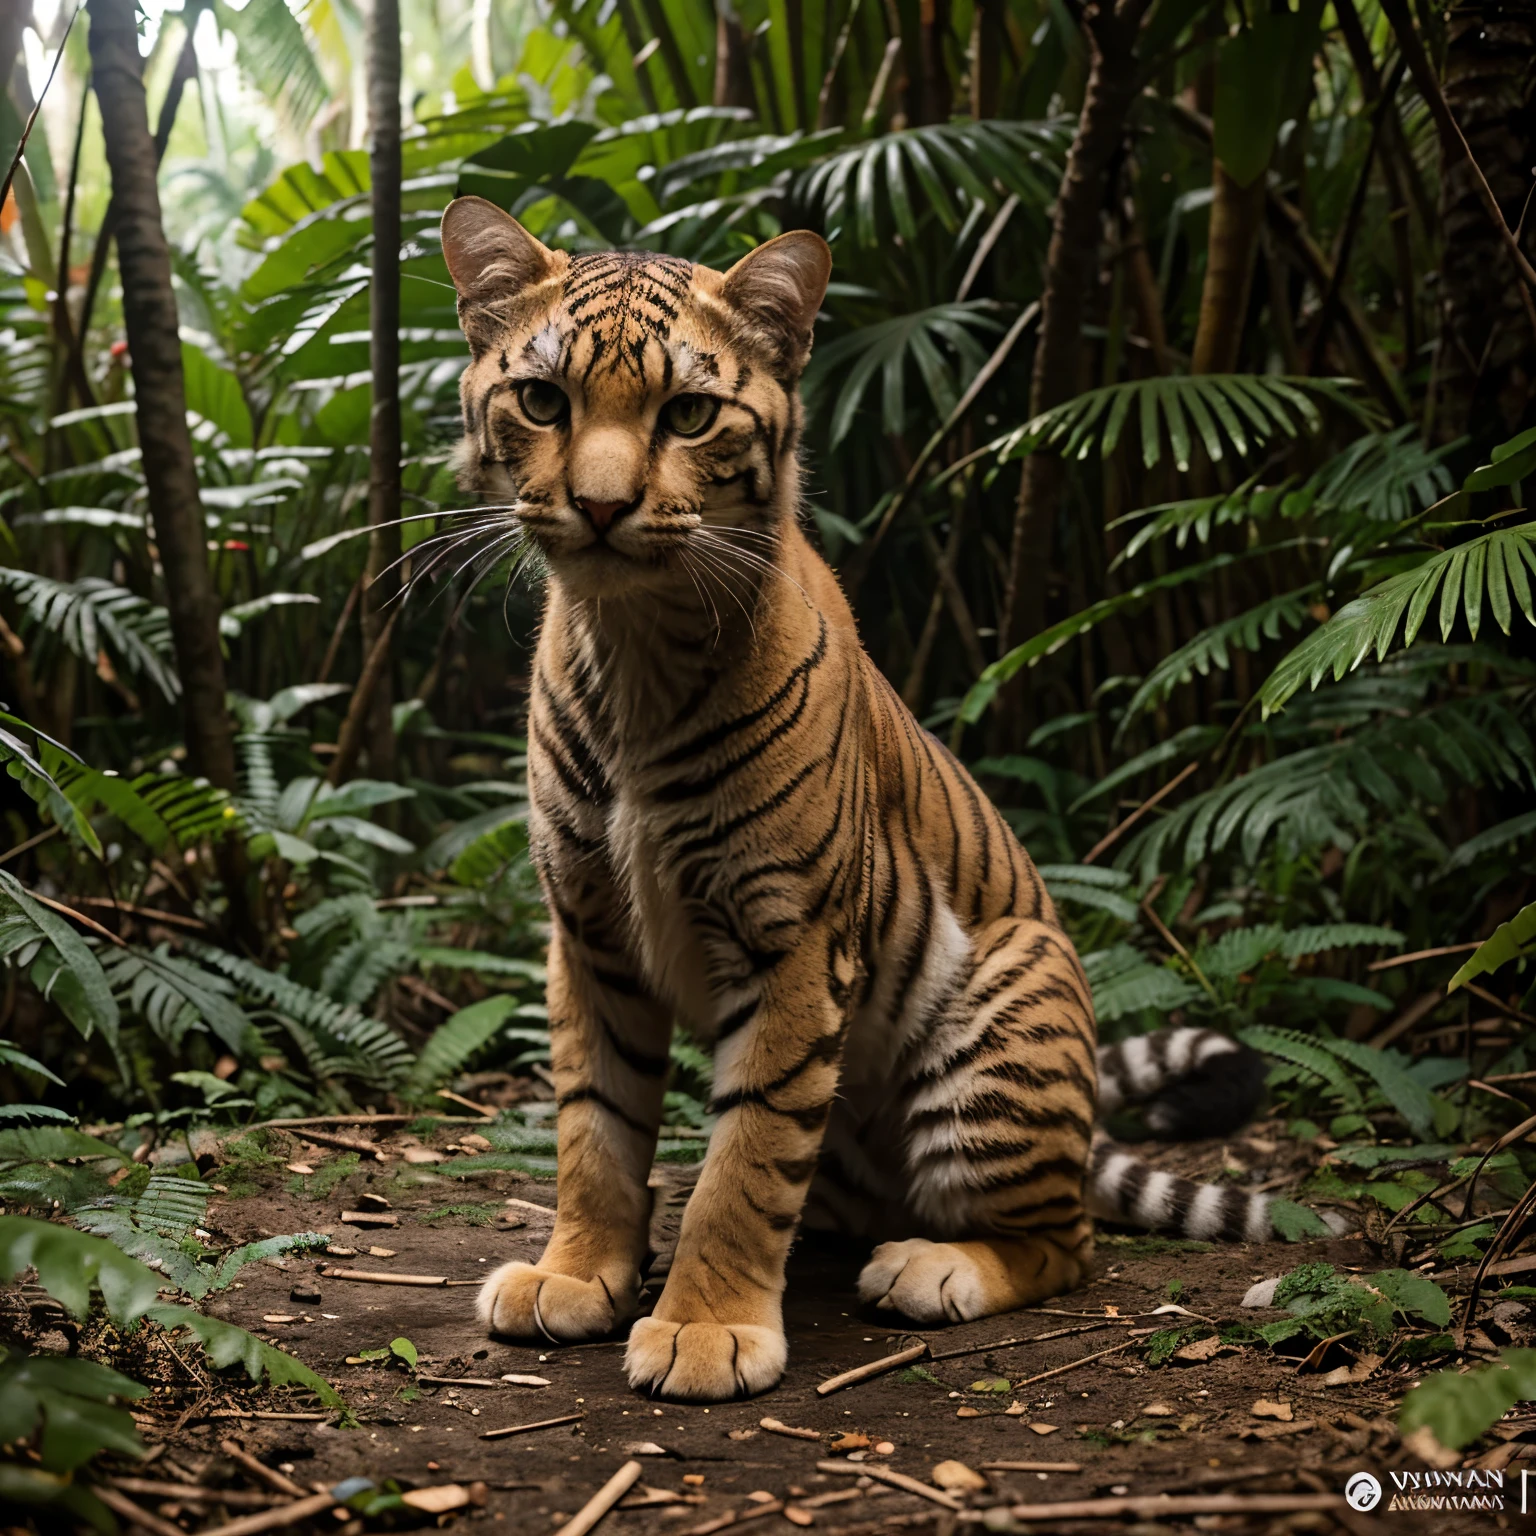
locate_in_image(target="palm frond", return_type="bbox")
[1120,588,1320,730]
[795,120,1067,246]
[1261,525,1536,716]
[997,375,1372,472]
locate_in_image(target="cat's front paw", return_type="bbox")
[477,1261,634,1342]
[625,1317,786,1401]
[856,1239,987,1325]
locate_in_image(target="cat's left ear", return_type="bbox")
[722,231,832,370]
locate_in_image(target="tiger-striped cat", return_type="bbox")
[440,196,1274,1402]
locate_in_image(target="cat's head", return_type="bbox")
[440,197,831,600]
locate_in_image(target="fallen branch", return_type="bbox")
[681,1499,786,1535]
[195,1490,340,1536]
[106,1479,278,1509]
[320,1268,462,1287]
[291,1130,389,1158]
[815,1461,961,1510]
[760,1416,823,1441]
[1367,941,1482,972]
[481,1411,585,1440]
[982,1492,1344,1521]
[1004,1337,1136,1391]
[219,1440,307,1499]
[553,1460,644,1536]
[504,1197,558,1218]
[254,1114,488,1129]
[928,1320,1123,1362]
[93,1485,197,1536]
[437,1089,498,1117]
[815,1341,928,1396]
[980,1463,1083,1473]
[418,1375,507,1388]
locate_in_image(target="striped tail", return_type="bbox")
[1087,1027,1273,1243]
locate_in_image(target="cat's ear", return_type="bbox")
[722,231,832,370]
[441,197,560,352]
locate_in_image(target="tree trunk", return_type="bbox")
[1190,162,1266,374]
[969,0,1005,119]
[88,0,236,791]
[713,1,756,111]
[360,0,402,782]
[1001,0,1151,657]
[1427,0,1536,439]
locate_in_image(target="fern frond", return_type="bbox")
[188,945,415,1086]
[404,996,520,1099]
[1315,1036,1439,1139]
[1261,525,1536,715]
[214,0,331,132]
[996,375,1370,472]
[0,570,179,701]
[1279,924,1404,958]
[1238,1025,1364,1109]
[103,945,253,1055]
[796,119,1066,247]
[1081,944,1202,1022]
[1120,588,1318,729]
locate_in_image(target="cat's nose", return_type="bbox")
[576,497,631,532]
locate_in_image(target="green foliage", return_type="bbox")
[1262,1262,1451,1347]
[0,1349,147,1472]
[76,1173,329,1298]
[1400,1350,1536,1451]
[1448,901,1536,992]
[146,1303,344,1408]
[1263,525,1536,715]
[0,1216,161,1322]
[404,995,521,1098]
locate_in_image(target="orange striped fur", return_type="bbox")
[439,199,1263,1403]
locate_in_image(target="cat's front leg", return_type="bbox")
[625,950,848,1401]
[478,929,670,1343]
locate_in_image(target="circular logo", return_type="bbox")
[1345,1473,1382,1512]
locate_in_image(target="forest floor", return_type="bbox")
[10,1119,1527,1536]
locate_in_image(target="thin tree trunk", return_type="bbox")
[714,0,756,112]
[969,0,1005,119]
[360,0,402,783]
[88,0,236,790]
[919,0,952,125]
[1190,162,1266,375]
[70,15,198,407]
[1001,0,1152,658]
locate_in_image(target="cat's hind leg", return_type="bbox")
[859,916,1097,1323]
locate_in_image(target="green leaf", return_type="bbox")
[0,872,118,1045]
[1267,1200,1333,1241]
[0,1215,161,1322]
[1213,13,1299,186]
[1400,1349,1536,1451]
[1448,901,1536,991]
[181,342,253,448]
[1262,527,1536,715]
[404,996,521,1098]
[0,1127,129,1167]
[390,1336,418,1369]
[1316,1037,1440,1141]
[146,1304,345,1409]
[0,1349,147,1473]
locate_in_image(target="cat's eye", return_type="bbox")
[662,393,720,438]
[518,379,569,425]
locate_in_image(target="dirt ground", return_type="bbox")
[20,1120,1534,1536]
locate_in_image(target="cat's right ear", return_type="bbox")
[441,197,560,353]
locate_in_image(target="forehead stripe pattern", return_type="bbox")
[562,251,695,382]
